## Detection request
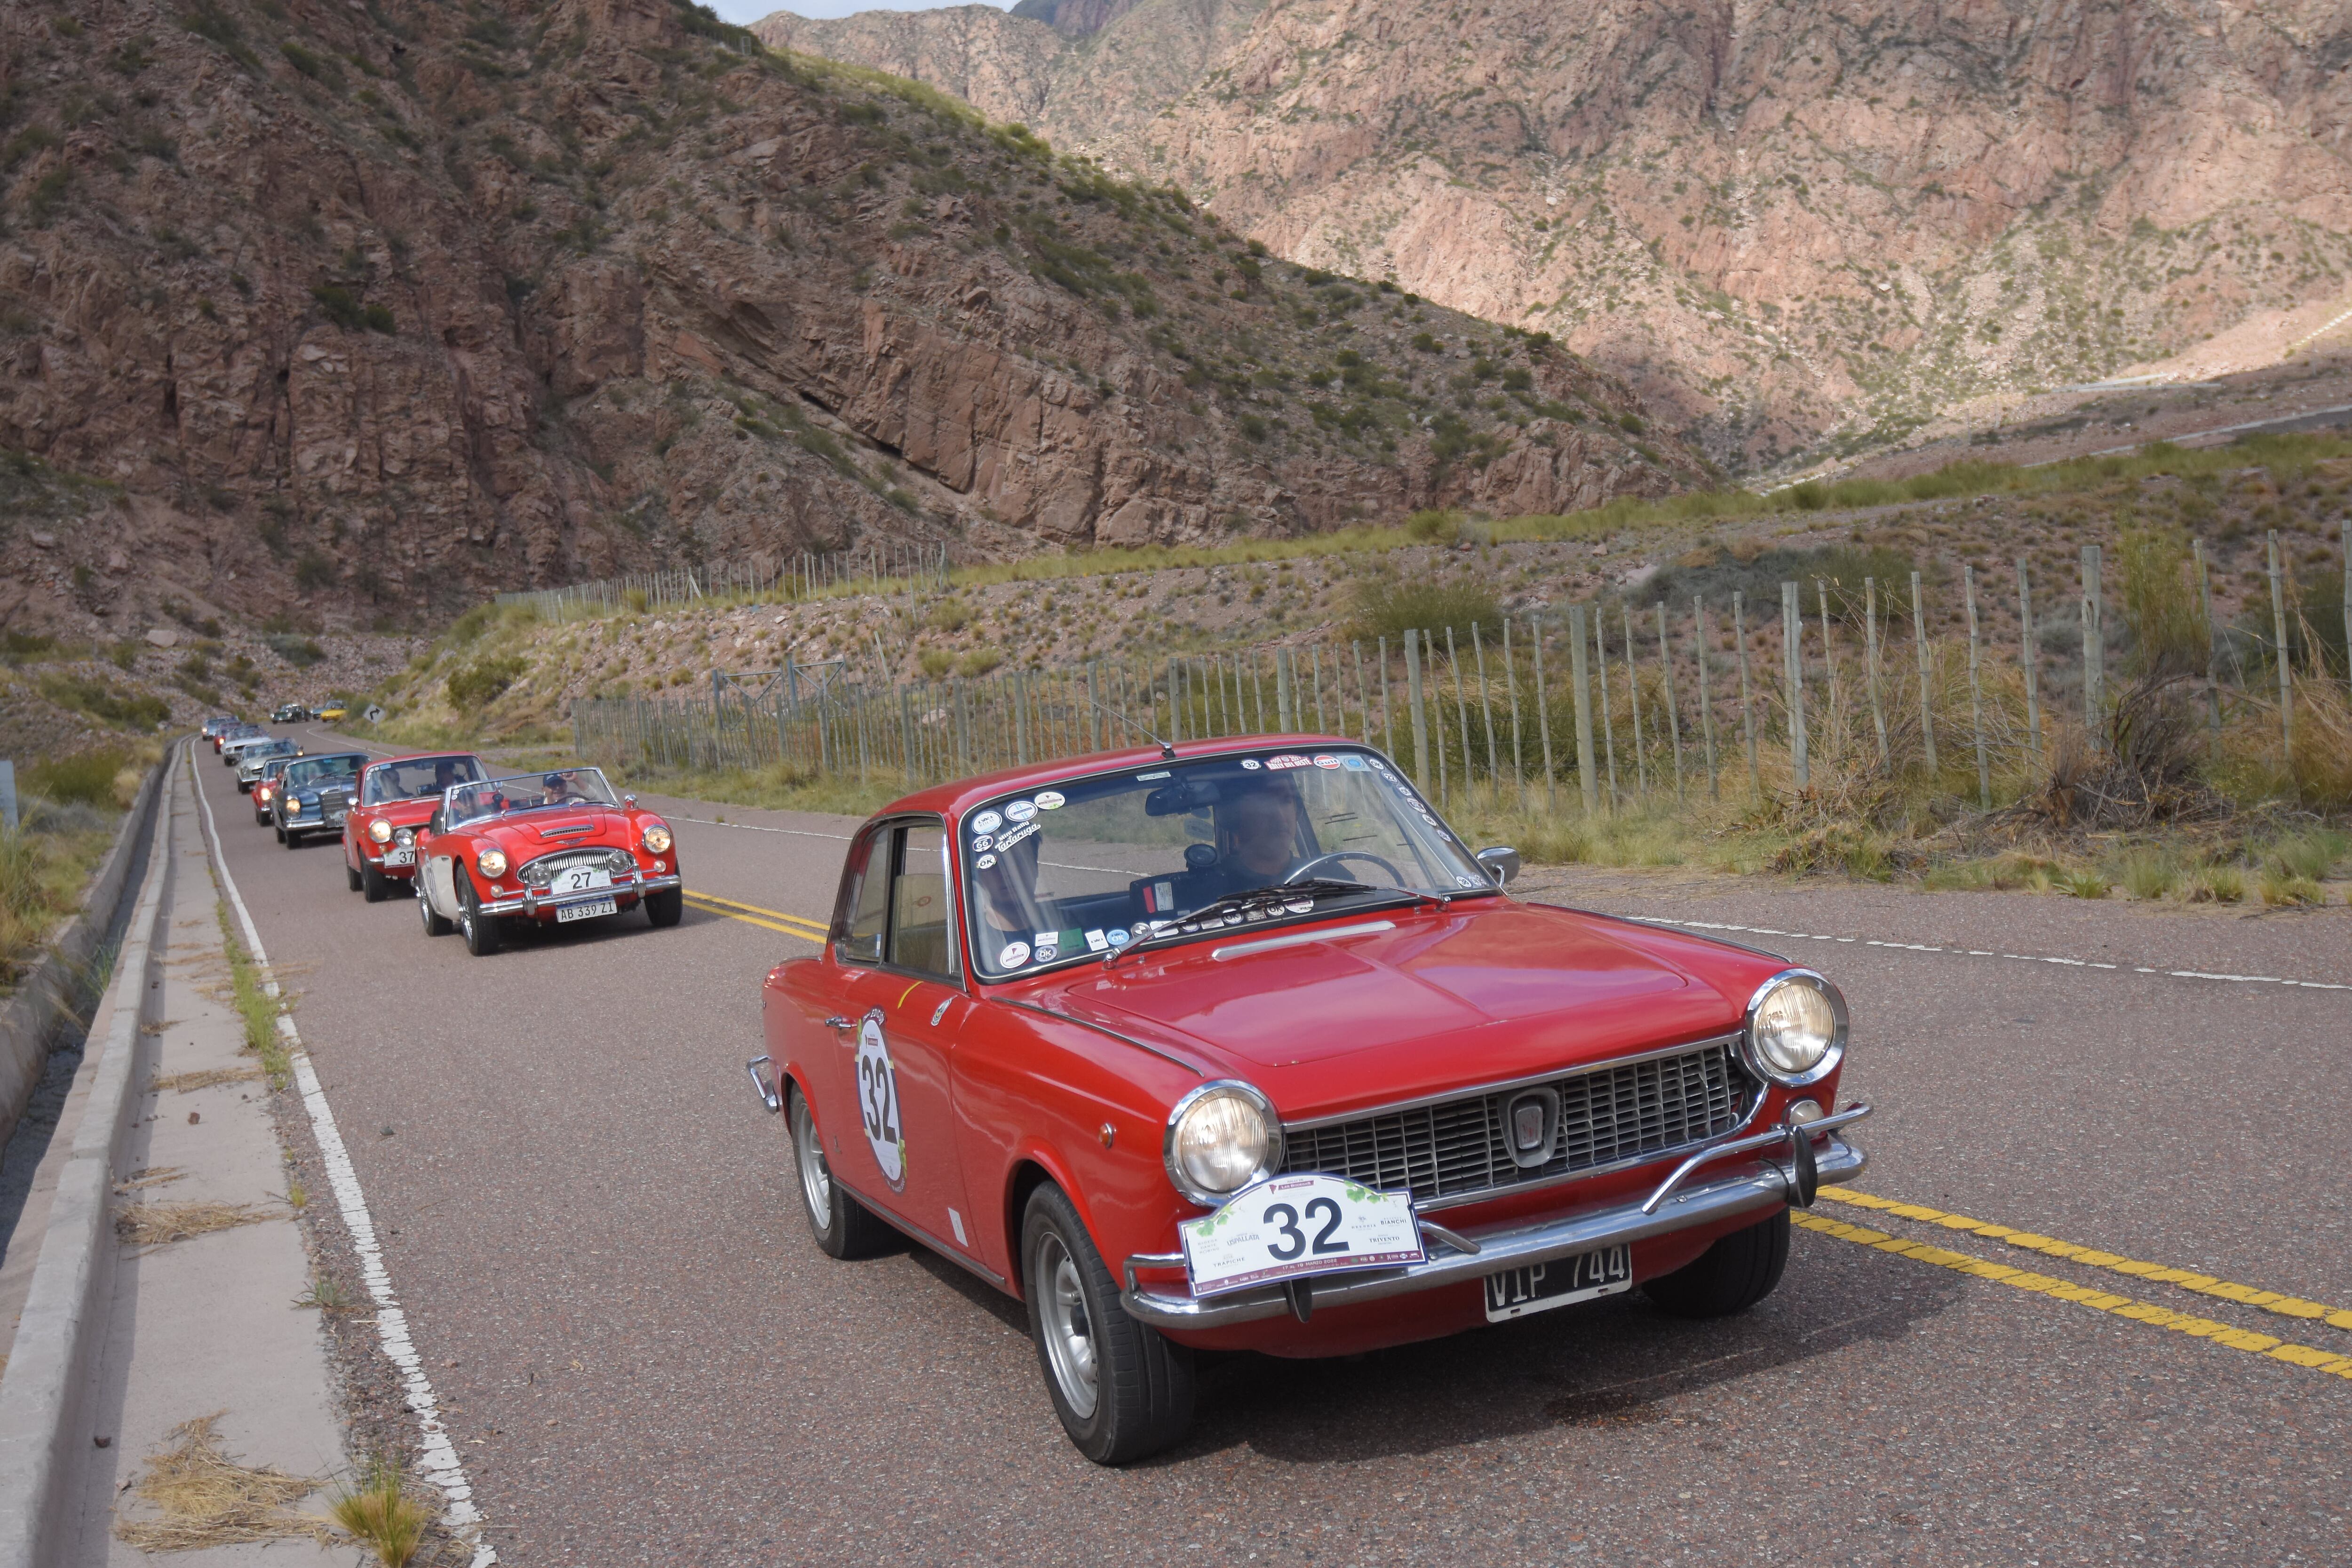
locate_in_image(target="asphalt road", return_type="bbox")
[201,730,2352,1566]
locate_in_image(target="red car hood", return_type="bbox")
[473,807,635,853]
[1046,901,1763,1119]
[362,797,440,828]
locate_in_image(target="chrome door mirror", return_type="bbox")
[1476,846,1521,886]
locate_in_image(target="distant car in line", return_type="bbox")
[271,703,309,724]
[201,716,241,747]
[342,751,490,902]
[315,703,350,723]
[234,737,302,792]
[751,737,1869,1463]
[415,767,681,955]
[215,724,267,761]
[271,751,368,847]
[252,756,296,827]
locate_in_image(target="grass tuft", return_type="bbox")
[328,1453,432,1568]
[215,905,291,1088]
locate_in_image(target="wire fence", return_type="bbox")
[570,528,2352,813]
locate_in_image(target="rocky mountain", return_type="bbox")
[0,0,1695,643]
[757,0,2352,473]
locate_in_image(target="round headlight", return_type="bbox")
[394,827,414,848]
[477,847,509,879]
[1742,971,1846,1087]
[643,823,673,854]
[368,818,393,844]
[1164,1082,1281,1206]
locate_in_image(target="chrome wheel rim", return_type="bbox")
[790,1095,831,1223]
[1037,1233,1098,1419]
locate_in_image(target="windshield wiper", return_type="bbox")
[1104,879,1417,968]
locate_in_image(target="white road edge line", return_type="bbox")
[1632,915,2352,993]
[188,750,496,1568]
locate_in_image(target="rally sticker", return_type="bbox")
[998,941,1031,968]
[1137,770,1171,780]
[1266,754,1311,770]
[1105,928,1131,947]
[1085,928,1109,952]
[976,853,998,870]
[854,1013,907,1191]
[971,809,1004,835]
[1034,790,1066,810]
[1005,799,1039,823]
[994,820,1040,852]
[1342,755,1369,771]
[971,833,994,852]
[1312,754,1342,769]
[1240,758,1263,771]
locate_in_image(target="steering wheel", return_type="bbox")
[1285,850,1408,888]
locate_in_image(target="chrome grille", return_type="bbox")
[519,847,634,887]
[1278,1042,1757,1207]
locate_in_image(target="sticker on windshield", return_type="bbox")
[1239,758,1263,771]
[1342,754,1369,771]
[971,809,1004,835]
[993,820,1039,852]
[1034,790,1066,811]
[1105,928,1131,947]
[1311,754,1341,769]
[1005,799,1038,824]
[998,941,1030,968]
[1085,928,1108,952]
[976,853,998,870]
[1034,942,1059,963]
[855,1013,907,1191]
[970,833,994,852]
[1456,874,1486,888]
[1266,754,1311,770]
[1136,770,1171,780]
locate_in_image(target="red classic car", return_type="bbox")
[415,767,683,955]
[251,756,296,826]
[750,738,1869,1463]
[342,751,489,902]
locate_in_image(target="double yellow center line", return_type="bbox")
[1803,1186,2352,1385]
[682,890,829,941]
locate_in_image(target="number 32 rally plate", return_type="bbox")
[1180,1173,1425,1297]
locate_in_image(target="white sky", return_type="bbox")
[711,0,1013,21]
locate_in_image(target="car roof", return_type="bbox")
[364,750,485,770]
[866,732,1367,823]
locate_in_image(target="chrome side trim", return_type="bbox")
[1210,920,1395,960]
[1279,1032,1748,1133]
[834,1175,1009,1289]
[1639,1103,1870,1215]
[1119,1135,1867,1329]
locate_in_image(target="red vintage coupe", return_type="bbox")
[751,738,1869,1463]
[342,751,490,901]
[415,766,683,955]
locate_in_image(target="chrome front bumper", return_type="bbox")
[480,872,681,918]
[1119,1113,1868,1331]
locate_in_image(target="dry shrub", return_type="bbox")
[328,1454,432,1567]
[2006,673,2221,833]
[111,1166,185,1194]
[112,1413,325,1552]
[116,1200,275,1250]
[150,1066,264,1093]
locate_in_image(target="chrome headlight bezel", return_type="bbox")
[367,818,393,844]
[1162,1080,1283,1209]
[1738,969,1848,1089]
[642,822,673,855]
[477,847,509,879]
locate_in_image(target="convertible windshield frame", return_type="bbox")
[957,743,1494,983]
[443,767,621,828]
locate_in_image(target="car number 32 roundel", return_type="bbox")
[855,1013,907,1190]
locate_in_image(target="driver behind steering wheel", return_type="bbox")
[1207,777,1306,898]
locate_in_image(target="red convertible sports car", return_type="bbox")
[751,737,1869,1462]
[416,767,682,955]
[343,751,489,902]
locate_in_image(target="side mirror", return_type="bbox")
[623,794,636,810]
[1476,846,1522,886]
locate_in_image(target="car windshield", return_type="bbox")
[256,740,297,758]
[445,768,619,827]
[961,746,1491,979]
[283,755,364,791]
[364,756,484,804]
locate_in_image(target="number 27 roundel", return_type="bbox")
[855,1013,907,1191]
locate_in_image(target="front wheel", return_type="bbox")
[361,861,394,902]
[282,828,302,850]
[418,876,454,938]
[273,822,286,843]
[1021,1184,1194,1465]
[644,887,683,928]
[459,876,502,956]
[1643,1209,1790,1319]
[788,1086,894,1259]
[346,860,364,892]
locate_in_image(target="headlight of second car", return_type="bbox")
[368,818,393,844]
[1164,1082,1282,1207]
[1741,971,1846,1087]
[642,823,672,854]
[477,847,509,879]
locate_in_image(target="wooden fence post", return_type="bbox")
[1377,637,1393,754]
[1472,624,1501,792]
[1910,570,1937,775]
[1963,564,1991,810]
[1446,626,1473,802]
[2193,539,2222,748]
[1405,630,1430,789]
[1732,590,1758,796]
[1503,619,1526,808]
[1655,602,1684,804]
[1864,577,1890,771]
[1621,605,1647,798]
[2014,559,2042,769]
[2269,530,2293,764]
[1693,597,1718,800]
[1594,609,1619,810]
[2081,544,2105,749]
[1565,606,1592,816]
[1781,581,1808,792]
[1352,642,1372,747]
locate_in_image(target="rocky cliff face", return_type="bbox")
[0,0,1692,642]
[761,0,2352,473]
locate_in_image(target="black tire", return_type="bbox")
[282,828,302,849]
[419,876,454,938]
[237,780,250,794]
[787,1085,895,1260]
[346,860,364,892]
[362,862,393,902]
[1021,1184,1194,1465]
[1643,1209,1790,1319]
[459,875,502,957]
[273,821,286,843]
[644,887,683,928]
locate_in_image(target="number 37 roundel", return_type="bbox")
[855,1012,907,1191]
